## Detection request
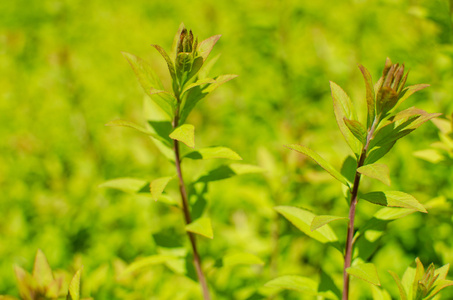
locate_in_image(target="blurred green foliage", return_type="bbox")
[1,0,453,299]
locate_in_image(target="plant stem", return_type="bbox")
[173,113,211,300]
[342,118,378,300]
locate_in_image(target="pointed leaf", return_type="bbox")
[105,119,171,145]
[285,144,349,187]
[311,215,348,231]
[264,275,318,294]
[195,164,263,183]
[346,263,381,286]
[222,253,264,267]
[122,52,175,118]
[330,81,361,156]
[33,249,54,287]
[344,118,367,145]
[66,269,81,300]
[99,178,148,194]
[358,65,376,128]
[185,217,213,239]
[170,124,195,148]
[374,207,416,220]
[357,163,391,186]
[426,279,453,298]
[122,255,179,277]
[413,149,444,164]
[229,163,264,174]
[184,147,242,160]
[14,266,35,300]
[275,206,338,244]
[181,78,216,96]
[361,191,427,213]
[151,44,176,81]
[397,84,430,106]
[179,74,237,124]
[197,35,221,62]
[389,271,408,300]
[150,176,173,201]
[365,142,396,165]
[371,285,392,300]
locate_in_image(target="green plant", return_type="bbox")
[269,58,443,299]
[101,23,264,299]
[0,250,86,300]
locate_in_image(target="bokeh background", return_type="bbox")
[1,0,453,299]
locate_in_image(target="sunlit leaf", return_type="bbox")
[66,269,81,300]
[105,119,171,146]
[185,217,214,239]
[150,176,173,201]
[310,215,348,231]
[413,149,444,163]
[151,44,176,81]
[99,178,148,194]
[264,275,318,294]
[198,35,221,62]
[346,263,380,286]
[361,191,427,213]
[389,271,407,300]
[275,206,338,244]
[285,144,349,187]
[358,64,376,128]
[330,81,361,156]
[170,124,195,148]
[32,249,53,288]
[122,255,179,277]
[344,118,366,145]
[373,207,416,220]
[181,78,216,96]
[365,142,395,165]
[397,84,430,107]
[184,147,242,160]
[357,163,391,186]
[14,266,34,300]
[222,253,264,267]
[371,285,392,300]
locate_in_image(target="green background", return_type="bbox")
[1,0,453,299]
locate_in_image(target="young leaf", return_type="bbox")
[285,144,350,187]
[373,207,416,220]
[14,266,34,300]
[197,35,221,62]
[310,215,348,231]
[169,124,195,148]
[346,263,381,286]
[361,191,427,213]
[151,44,176,81]
[371,285,392,300]
[122,52,175,118]
[358,64,376,128]
[229,163,264,174]
[185,217,214,239]
[344,118,367,145]
[184,147,242,160]
[222,253,264,267]
[397,84,430,107]
[181,78,216,96]
[122,255,179,277]
[365,142,396,165]
[105,119,171,146]
[330,81,361,156]
[357,163,391,186]
[275,206,338,244]
[389,271,408,300]
[264,275,318,295]
[99,178,149,194]
[32,249,54,288]
[150,176,173,201]
[66,269,81,300]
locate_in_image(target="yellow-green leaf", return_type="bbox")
[358,64,376,128]
[285,144,350,187]
[344,118,367,145]
[311,215,348,231]
[357,163,391,186]
[346,263,381,286]
[184,147,242,160]
[99,178,148,194]
[361,191,427,213]
[66,269,81,300]
[222,253,264,267]
[185,217,214,239]
[122,255,179,277]
[33,249,54,288]
[170,124,195,148]
[150,176,173,201]
[264,275,318,294]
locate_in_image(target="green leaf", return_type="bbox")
[344,118,367,145]
[371,285,392,300]
[389,271,407,300]
[426,279,453,299]
[365,142,396,165]
[330,81,361,156]
[150,176,173,201]
[185,217,214,239]
[122,52,175,118]
[99,178,148,194]
[184,147,242,160]
[413,149,444,164]
[179,74,237,124]
[275,206,338,244]
[105,119,171,146]
[358,64,376,128]
[195,164,263,183]
[229,163,264,174]
[222,253,264,267]
[361,191,427,213]
[197,35,221,62]
[357,163,391,186]
[346,263,380,286]
[310,215,348,231]
[170,124,195,148]
[181,78,216,96]
[122,255,179,277]
[264,275,318,294]
[373,207,416,220]
[66,269,81,300]
[14,266,34,300]
[397,84,430,107]
[32,249,54,288]
[151,44,176,81]
[285,144,350,187]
